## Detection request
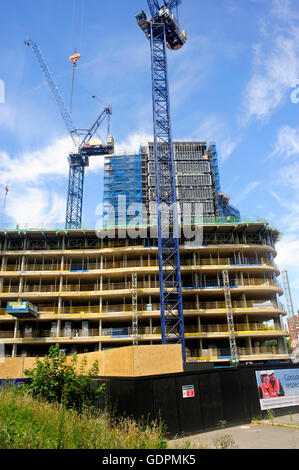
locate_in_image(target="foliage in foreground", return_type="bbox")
[20,344,104,412]
[0,386,167,449]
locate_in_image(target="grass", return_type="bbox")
[0,386,167,449]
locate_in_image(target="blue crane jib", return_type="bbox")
[136,0,187,362]
[25,38,114,230]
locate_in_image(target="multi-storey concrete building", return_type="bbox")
[0,221,290,364]
[103,141,240,228]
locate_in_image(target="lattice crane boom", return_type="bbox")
[136,1,187,362]
[222,269,239,365]
[79,106,112,150]
[25,37,114,230]
[25,38,80,148]
[282,270,298,348]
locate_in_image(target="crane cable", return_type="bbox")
[69,0,85,113]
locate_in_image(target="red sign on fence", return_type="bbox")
[182,385,195,398]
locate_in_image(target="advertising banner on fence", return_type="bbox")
[255,369,299,410]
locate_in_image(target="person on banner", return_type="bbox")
[267,370,285,397]
[258,371,271,399]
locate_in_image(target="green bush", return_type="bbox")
[20,344,104,411]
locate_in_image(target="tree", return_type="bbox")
[22,344,105,411]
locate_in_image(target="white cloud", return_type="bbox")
[4,187,65,227]
[269,125,299,159]
[270,0,299,22]
[279,162,299,190]
[276,235,299,270]
[192,115,241,161]
[114,133,152,155]
[0,131,156,225]
[0,136,74,228]
[0,103,17,131]
[234,181,260,204]
[243,34,299,123]
[0,136,72,186]
[242,0,299,124]
[0,132,156,227]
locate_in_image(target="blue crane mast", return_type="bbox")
[136,1,187,362]
[25,38,114,230]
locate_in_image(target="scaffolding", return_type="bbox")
[103,151,143,227]
[131,272,138,345]
[222,269,239,365]
[206,143,240,220]
[206,142,223,217]
[143,141,217,222]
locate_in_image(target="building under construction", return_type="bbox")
[0,143,291,364]
[103,141,240,227]
[0,1,292,369]
[141,141,240,221]
[0,217,290,364]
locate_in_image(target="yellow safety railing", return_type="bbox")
[187,346,287,360]
[1,257,275,272]
[1,278,277,294]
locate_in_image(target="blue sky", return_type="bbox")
[0,0,299,313]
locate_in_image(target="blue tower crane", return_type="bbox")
[25,38,114,230]
[136,1,187,362]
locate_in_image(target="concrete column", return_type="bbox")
[12,344,17,357]
[20,247,26,274]
[57,318,61,337]
[13,319,19,339]
[1,255,7,271]
[58,296,62,315]
[239,271,244,287]
[59,274,63,293]
[197,315,201,333]
[19,276,23,294]
[2,238,7,252]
